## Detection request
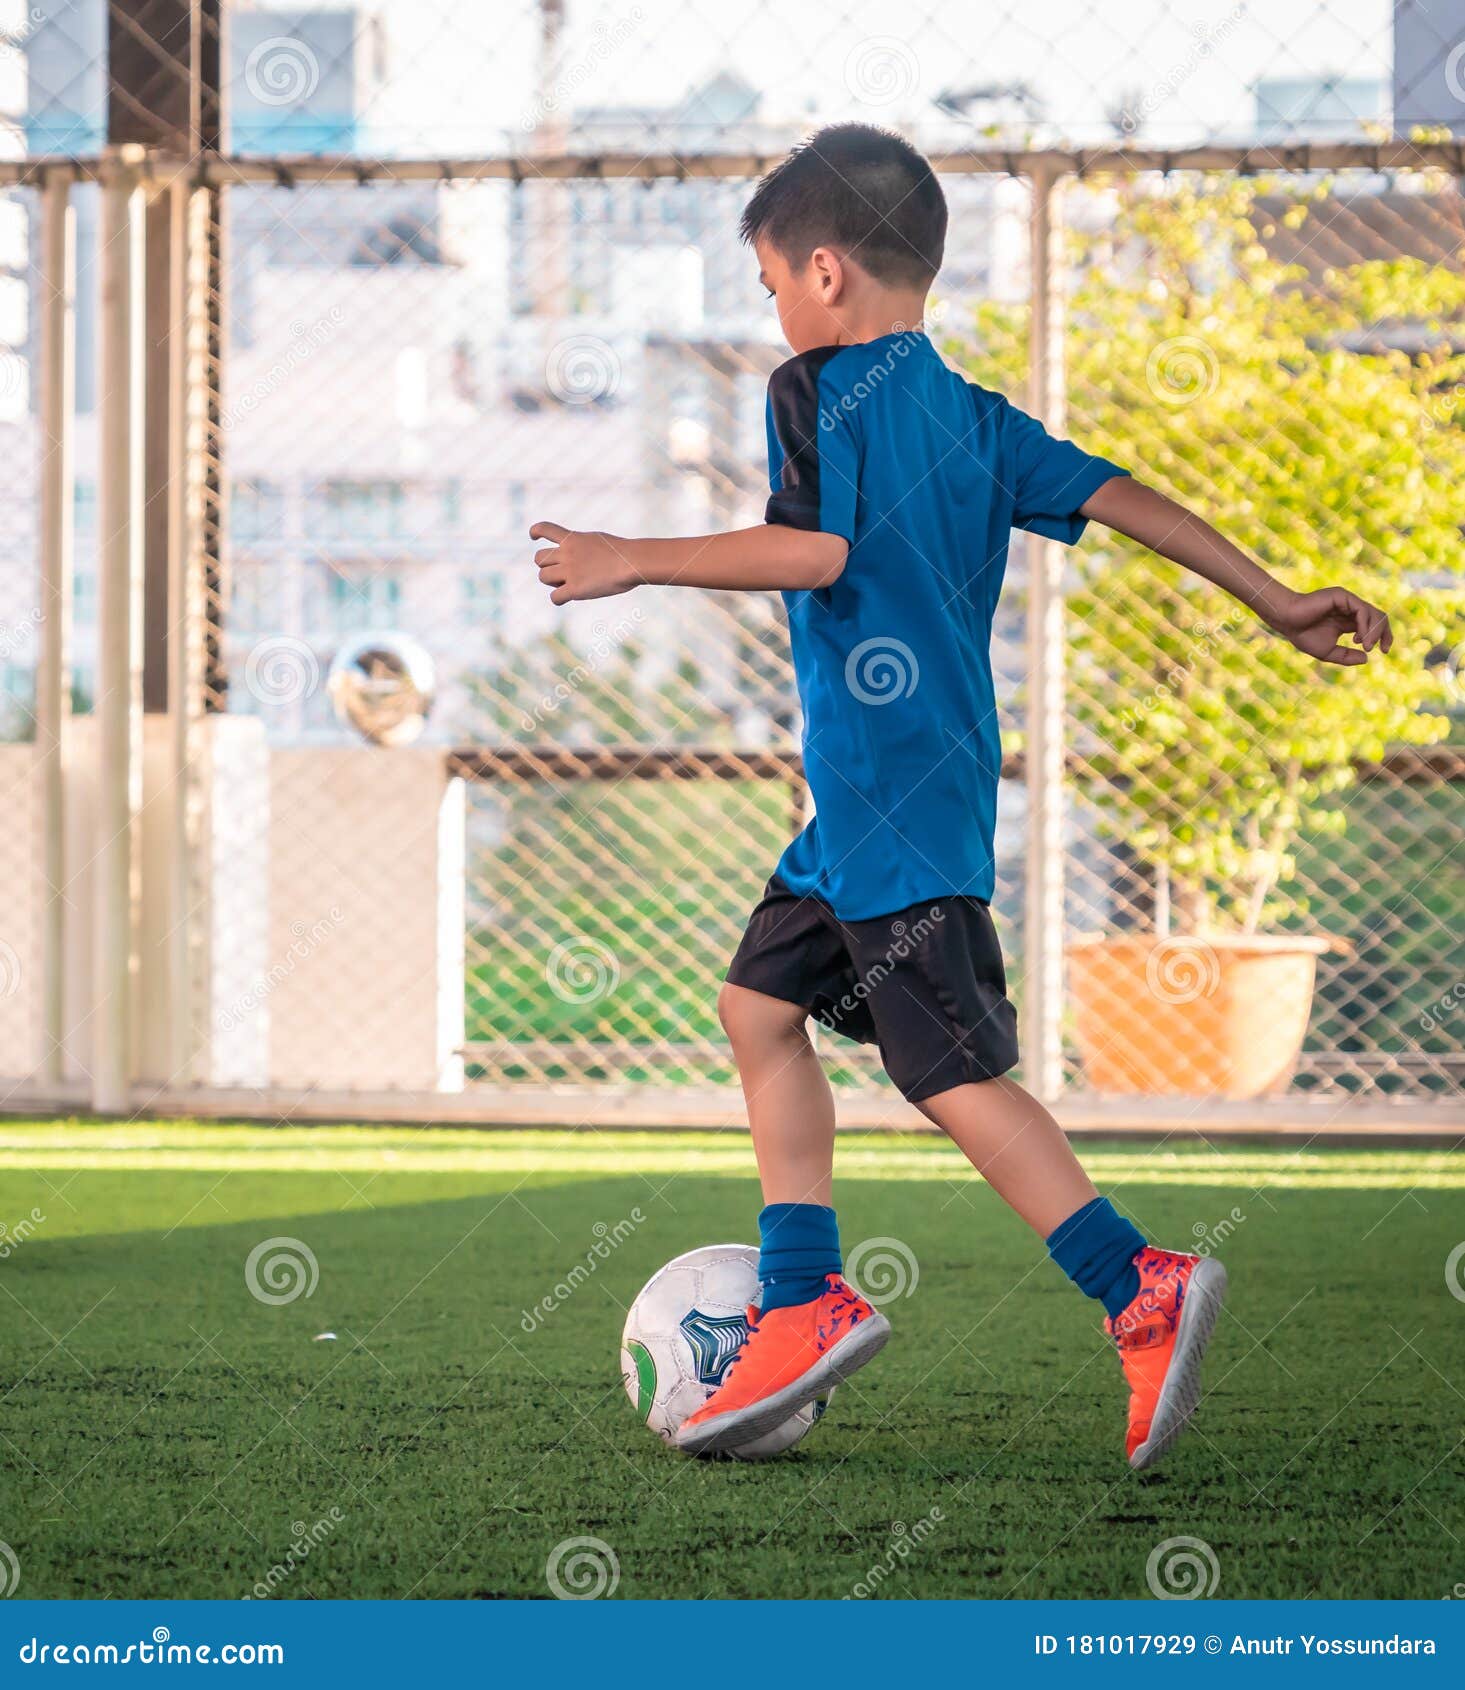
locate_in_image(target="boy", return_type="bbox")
[530,125,1391,1467]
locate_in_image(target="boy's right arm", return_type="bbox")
[529,520,848,605]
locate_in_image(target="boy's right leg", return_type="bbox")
[720,981,837,1210]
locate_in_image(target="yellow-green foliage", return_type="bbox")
[949,175,1465,931]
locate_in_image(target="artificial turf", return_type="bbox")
[0,1120,1461,1601]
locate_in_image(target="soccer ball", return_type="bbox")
[620,1244,832,1460]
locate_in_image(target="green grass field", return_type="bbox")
[1,1120,1461,1600]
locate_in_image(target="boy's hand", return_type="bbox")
[530,522,638,605]
[1266,586,1393,666]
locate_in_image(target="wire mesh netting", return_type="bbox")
[206,0,1416,158]
[212,161,1464,1098]
[1,2,1463,1109]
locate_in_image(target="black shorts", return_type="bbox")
[725,877,1019,1103]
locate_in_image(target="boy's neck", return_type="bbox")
[831,290,931,345]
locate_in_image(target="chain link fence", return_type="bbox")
[0,1,1462,1114]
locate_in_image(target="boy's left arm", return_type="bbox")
[1079,477,1392,665]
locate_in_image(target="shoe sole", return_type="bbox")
[1129,1256,1228,1472]
[675,1312,891,1456]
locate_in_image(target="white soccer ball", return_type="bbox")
[620,1243,832,1460]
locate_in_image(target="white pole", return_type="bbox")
[1022,167,1068,1105]
[36,171,75,1090]
[166,178,200,1085]
[93,163,146,1114]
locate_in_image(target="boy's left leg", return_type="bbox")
[836,895,1226,1470]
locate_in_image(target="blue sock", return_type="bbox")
[1046,1197,1146,1319]
[758,1203,841,1311]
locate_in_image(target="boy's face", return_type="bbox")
[755,236,842,355]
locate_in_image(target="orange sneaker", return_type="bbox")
[675,1274,890,1456]
[1106,1246,1228,1471]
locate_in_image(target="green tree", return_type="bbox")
[950,174,1465,933]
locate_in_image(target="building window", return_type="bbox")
[461,570,504,633]
[230,561,281,634]
[307,480,405,542]
[73,564,97,626]
[232,479,286,543]
[324,566,401,632]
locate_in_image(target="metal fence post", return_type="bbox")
[93,157,146,1113]
[1022,165,1068,1105]
[36,169,75,1090]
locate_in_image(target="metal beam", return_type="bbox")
[0,135,1460,188]
[1021,167,1069,1105]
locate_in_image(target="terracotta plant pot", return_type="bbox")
[1066,933,1333,1100]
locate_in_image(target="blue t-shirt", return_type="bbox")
[764,330,1126,920]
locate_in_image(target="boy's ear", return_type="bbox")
[808,245,846,303]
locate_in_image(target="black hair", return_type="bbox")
[740,122,947,288]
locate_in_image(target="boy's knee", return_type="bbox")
[718,982,807,1051]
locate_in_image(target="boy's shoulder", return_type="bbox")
[768,335,1006,434]
[765,343,853,411]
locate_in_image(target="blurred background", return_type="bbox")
[0,1,1461,1121]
